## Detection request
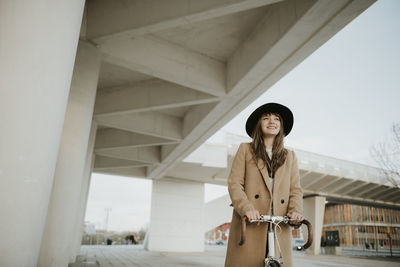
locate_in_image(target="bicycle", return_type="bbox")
[238,214,313,267]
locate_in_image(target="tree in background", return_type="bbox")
[370,122,400,188]
[136,226,147,242]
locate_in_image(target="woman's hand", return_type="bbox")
[245,209,260,221]
[287,212,304,229]
[287,211,304,222]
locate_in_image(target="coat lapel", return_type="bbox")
[256,157,272,195]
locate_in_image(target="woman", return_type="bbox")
[225,103,304,267]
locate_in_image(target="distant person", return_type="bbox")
[321,236,326,247]
[224,103,304,267]
[130,234,138,244]
[107,238,112,245]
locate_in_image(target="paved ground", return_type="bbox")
[70,245,400,267]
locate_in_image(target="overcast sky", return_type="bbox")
[85,0,400,232]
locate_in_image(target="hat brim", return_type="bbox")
[245,103,293,137]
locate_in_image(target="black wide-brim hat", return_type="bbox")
[245,102,294,137]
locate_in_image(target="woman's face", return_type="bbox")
[260,113,281,136]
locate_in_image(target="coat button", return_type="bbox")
[255,194,259,199]
[281,199,285,204]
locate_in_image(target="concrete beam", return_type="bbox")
[95,128,178,150]
[350,183,380,197]
[95,146,160,164]
[161,144,180,163]
[314,176,342,193]
[87,0,283,43]
[182,102,220,138]
[373,187,399,201]
[228,0,375,95]
[299,169,312,178]
[146,0,376,180]
[228,0,313,93]
[95,167,147,178]
[307,190,400,209]
[307,175,338,192]
[300,172,327,188]
[379,188,400,202]
[382,190,400,202]
[323,178,354,194]
[94,79,219,117]
[335,180,367,195]
[95,111,183,141]
[388,193,400,203]
[93,155,151,171]
[99,36,226,97]
[151,102,220,173]
[367,185,392,199]
[165,174,228,186]
[299,170,315,180]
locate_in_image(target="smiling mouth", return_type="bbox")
[267,126,277,129]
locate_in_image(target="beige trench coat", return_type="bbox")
[225,142,303,267]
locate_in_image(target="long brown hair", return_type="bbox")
[249,112,288,177]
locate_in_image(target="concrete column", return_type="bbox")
[38,41,101,267]
[146,178,205,252]
[0,1,85,266]
[303,196,326,255]
[70,121,98,262]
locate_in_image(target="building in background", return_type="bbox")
[322,203,400,256]
[205,223,230,244]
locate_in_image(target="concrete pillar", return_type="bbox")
[146,178,205,252]
[70,121,98,262]
[38,41,101,267]
[0,1,85,266]
[303,196,326,255]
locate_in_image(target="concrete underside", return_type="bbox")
[90,0,377,184]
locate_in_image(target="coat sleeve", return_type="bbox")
[228,143,255,217]
[287,151,304,215]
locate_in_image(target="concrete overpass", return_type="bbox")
[1,0,377,266]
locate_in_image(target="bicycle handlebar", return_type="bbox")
[238,215,313,250]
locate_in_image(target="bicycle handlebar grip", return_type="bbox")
[239,216,247,246]
[301,219,313,250]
